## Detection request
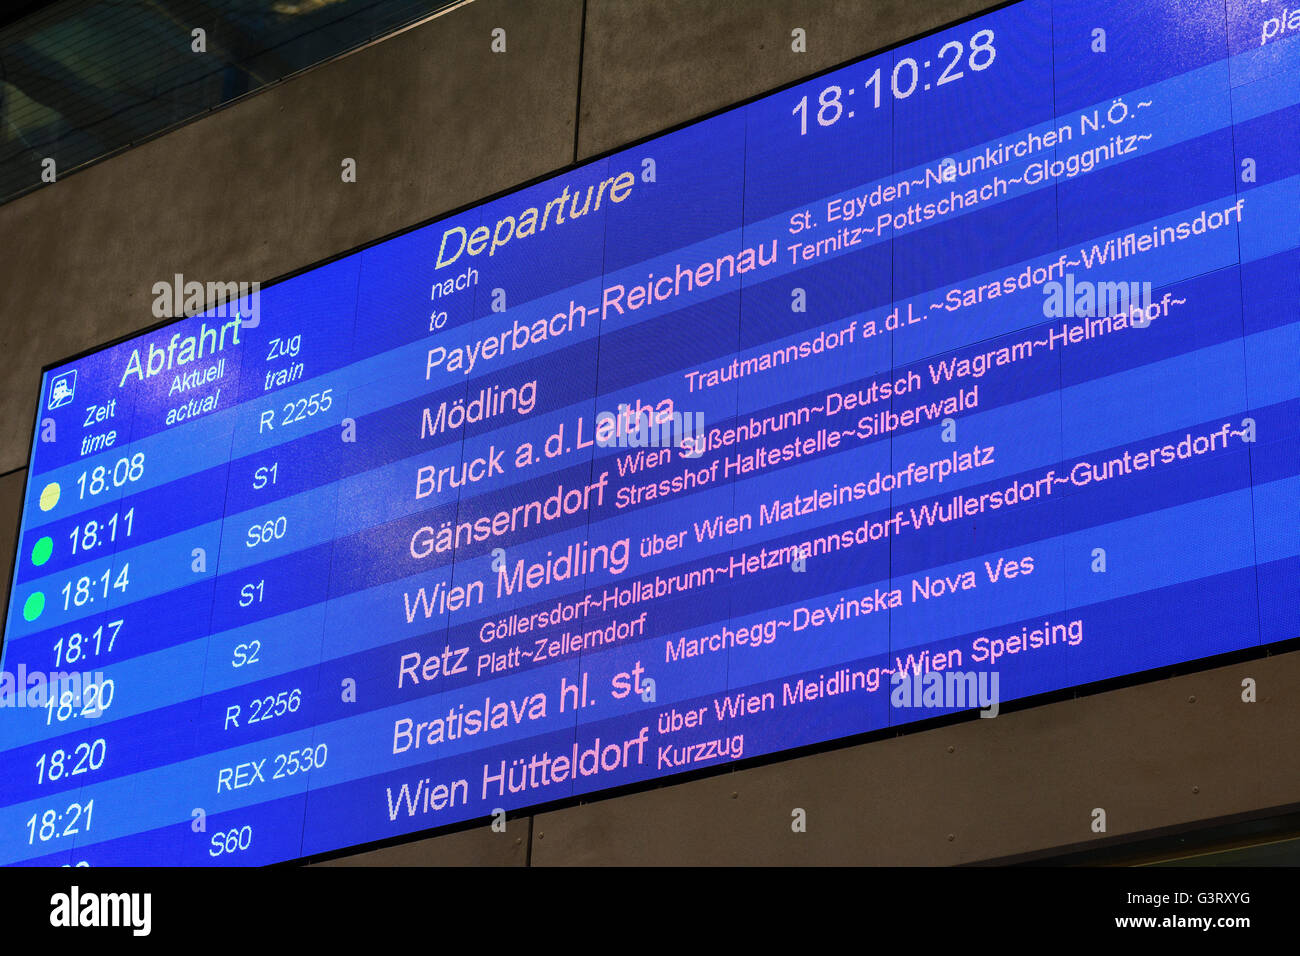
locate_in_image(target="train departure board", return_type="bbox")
[2,0,1298,865]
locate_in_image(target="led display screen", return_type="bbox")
[3,0,1298,864]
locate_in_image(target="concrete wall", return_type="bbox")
[1,0,1296,866]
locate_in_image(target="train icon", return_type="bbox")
[48,370,76,409]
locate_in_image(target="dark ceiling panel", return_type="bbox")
[0,0,459,206]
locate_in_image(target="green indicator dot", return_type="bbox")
[22,592,45,623]
[30,537,53,567]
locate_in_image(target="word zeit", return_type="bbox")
[50,887,151,937]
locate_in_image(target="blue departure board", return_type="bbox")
[3,0,1298,865]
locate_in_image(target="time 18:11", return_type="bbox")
[68,508,134,555]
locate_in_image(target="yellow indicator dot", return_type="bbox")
[38,482,60,512]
